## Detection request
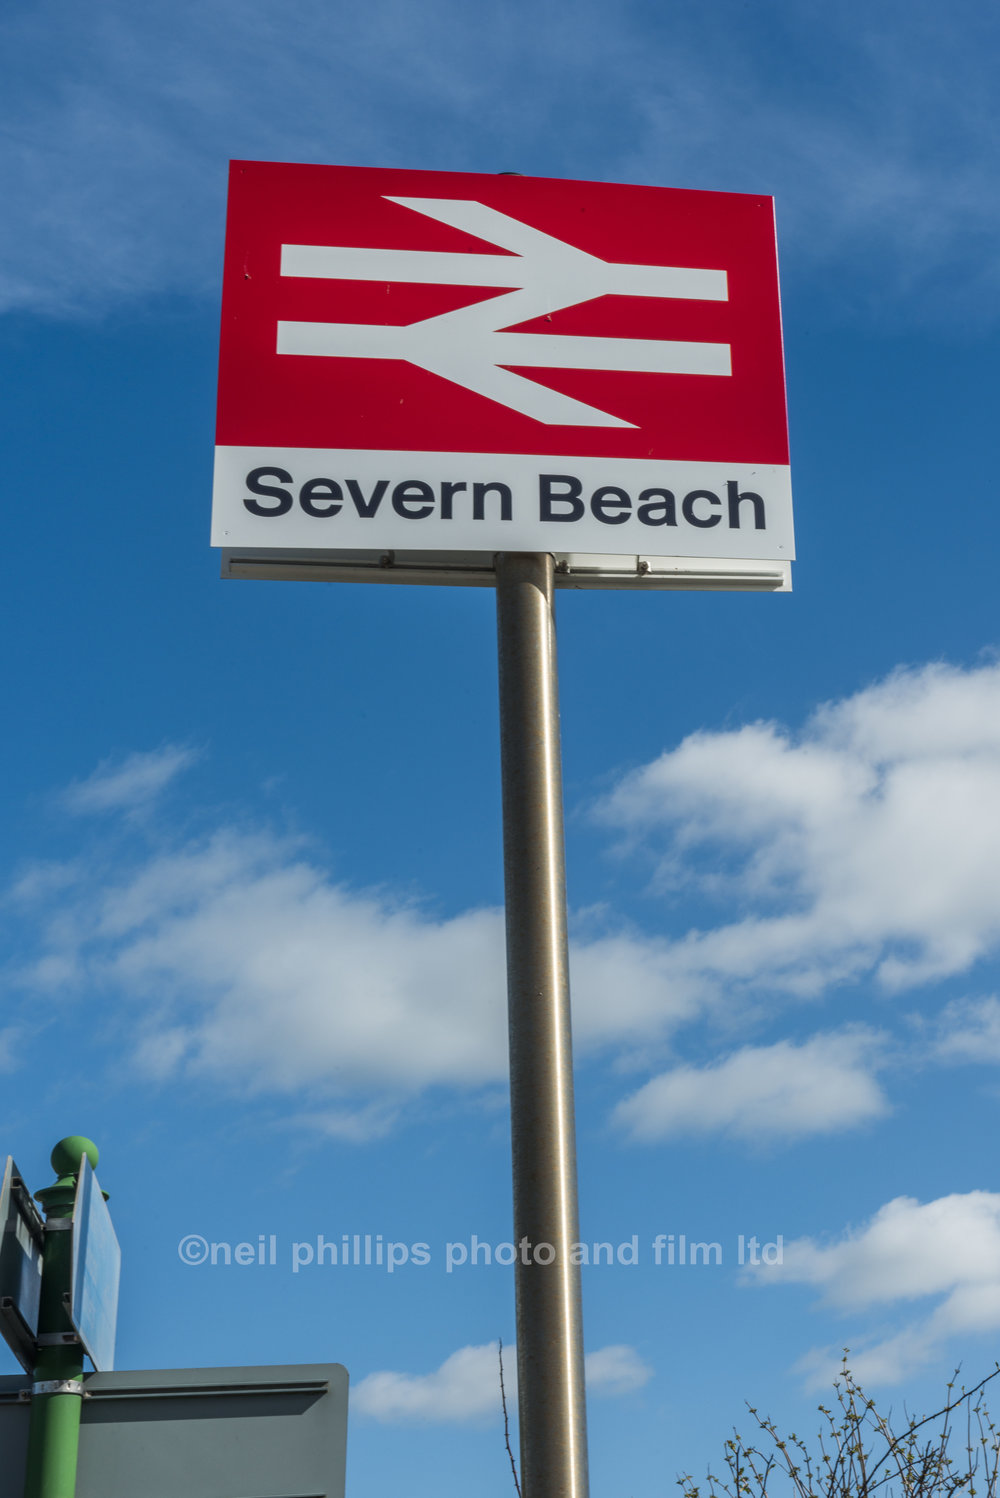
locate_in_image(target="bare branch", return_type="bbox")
[679,1361,1000,1498]
[499,1338,522,1498]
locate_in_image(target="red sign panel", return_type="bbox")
[218,161,788,463]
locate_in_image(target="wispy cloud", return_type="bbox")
[353,1340,652,1423]
[62,745,199,815]
[626,2,1000,316]
[1,0,997,319]
[0,1028,21,1074]
[932,996,1000,1063]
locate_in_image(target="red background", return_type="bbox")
[216,161,789,465]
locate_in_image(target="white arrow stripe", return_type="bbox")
[491,332,729,375]
[278,321,730,375]
[281,242,727,302]
[282,243,529,288]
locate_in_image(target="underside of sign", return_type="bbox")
[221,547,791,591]
[213,162,794,590]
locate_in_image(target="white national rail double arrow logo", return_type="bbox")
[277,197,731,427]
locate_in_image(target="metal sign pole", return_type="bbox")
[495,552,589,1498]
[22,1138,99,1498]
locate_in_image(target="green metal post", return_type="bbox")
[22,1137,101,1498]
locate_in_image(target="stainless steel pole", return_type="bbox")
[495,551,589,1498]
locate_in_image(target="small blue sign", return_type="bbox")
[71,1158,121,1373]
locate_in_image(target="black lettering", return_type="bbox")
[727,480,766,530]
[591,486,631,525]
[299,478,343,517]
[682,489,721,528]
[346,479,388,518]
[392,480,434,519]
[637,488,677,526]
[440,481,467,520]
[244,467,293,517]
[473,482,512,521]
[539,474,584,522]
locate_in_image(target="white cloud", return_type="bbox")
[8,822,700,1123]
[9,757,720,1123]
[84,831,510,1093]
[614,1030,889,1143]
[793,1329,936,1392]
[749,1191,1000,1385]
[11,656,1000,1136]
[353,1341,651,1423]
[63,745,198,814]
[584,1343,653,1395]
[353,1343,504,1424]
[598,661,1000,1005]
[768,1193,1000,1309]
[12,656,1000,1137]
[567,930,705,1049]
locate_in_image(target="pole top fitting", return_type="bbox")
[35,1136,100,1216]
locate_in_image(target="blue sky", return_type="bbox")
[3,1,1000,1495]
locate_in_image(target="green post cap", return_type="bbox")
[35,1136,101,1215]
[50,1137,99,1177]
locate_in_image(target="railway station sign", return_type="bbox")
[213,162,794,590]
